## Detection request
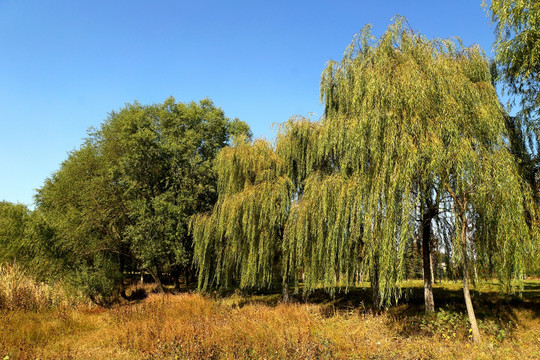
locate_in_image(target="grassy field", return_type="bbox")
[1,279,539,359]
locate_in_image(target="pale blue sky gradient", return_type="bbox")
[1,0,496,206]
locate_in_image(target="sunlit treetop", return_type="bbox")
[192,17,538,305]
[286,16,537,303]
[484,0,540,122]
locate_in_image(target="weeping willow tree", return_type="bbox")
[191,118,321,300]
[191,139,294,297]
[192,19,538,341]
[483,0,540,206]
[291,17,537,340]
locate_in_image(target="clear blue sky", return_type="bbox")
[1,0,496,207]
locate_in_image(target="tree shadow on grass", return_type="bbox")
[132,277,539,340]
[387,281,540,340]
[211,280,540,340]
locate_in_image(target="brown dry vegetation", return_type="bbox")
[0,263,87,311]
[1,277,539,360]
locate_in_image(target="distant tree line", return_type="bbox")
[1,98,250,305]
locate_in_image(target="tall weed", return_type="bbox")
[0,262,86,310]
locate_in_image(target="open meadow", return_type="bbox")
[1,277,539,360]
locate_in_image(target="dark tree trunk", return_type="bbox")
[422,205,435,313]
[185,267,193,289]
[148,266,164,293]
[171,268,182,291]
[422,201,436,313]
[119,255,127,299]
[282,282,289,303]
[431,252,436,284]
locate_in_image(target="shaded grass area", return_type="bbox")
[1,280,539,359]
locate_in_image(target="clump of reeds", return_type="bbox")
[0,262,86,310]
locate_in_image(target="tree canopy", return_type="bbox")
[191,18,539,342]
[485,0,540,199]
[35,97,250,301]
[485,0,540,122]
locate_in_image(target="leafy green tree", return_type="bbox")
[309,17,537,340]
[37,97,249,300]
[191,118,321,301]
[0,201,30,262]
[97,98,250,291]
[36,144,128,303]
[0,202,68,283]
[191,138,294,296]
[484,0,540,198]
[485,0,540,120]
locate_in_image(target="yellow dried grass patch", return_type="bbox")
[0,262,89,311]
[1,285,539,359]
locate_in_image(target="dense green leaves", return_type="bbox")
[485,0,540,200]
[485,0,540,121]
[0,202,67,283]
[315,17,537,301]
[192,139,293,290]
[192,18,538,316]
[0,202,29,262]
[35,97,249,300]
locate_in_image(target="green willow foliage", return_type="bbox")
[485,0,540,122]
[485,0,539,202]
[192,140,293,290]
[315,17,537,298]
[193,18,538,307]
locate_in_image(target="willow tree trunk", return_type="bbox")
[460,212,481,343]
[371,260,381,312]
[184,268,191,290]
[171,269,182,291]
[422,207,435,313]
[282,282,290,303]
[119,256,127,299]
[431,254,436,283]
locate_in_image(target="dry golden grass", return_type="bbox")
[0,262,53,311]
[1,280,539,359]
[0,262,87,311]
